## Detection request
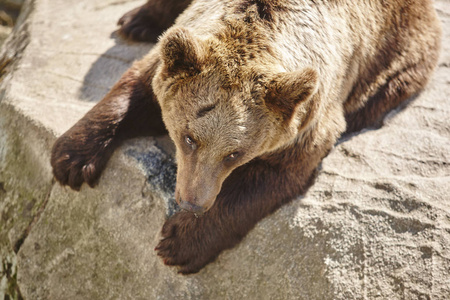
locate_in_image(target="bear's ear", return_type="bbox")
[159,27,205,77]
[265,68,318,122]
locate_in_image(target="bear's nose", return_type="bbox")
[179,200,205,215]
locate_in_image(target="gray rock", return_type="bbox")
[0,0,449,299]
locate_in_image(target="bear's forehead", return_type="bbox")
[164,85,269,154]
[164,71,268,145]
[187,99,250,134]
[183,102,269,155]
[172,81,257,120]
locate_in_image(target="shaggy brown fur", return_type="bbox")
[52,0,441,274]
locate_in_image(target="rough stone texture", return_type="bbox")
[0,0,449,299]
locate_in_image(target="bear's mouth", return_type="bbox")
[178,200,206,216]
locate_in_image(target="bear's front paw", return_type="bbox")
[117,5,163,43]
[155,212,222,274]
[51,134,110,191]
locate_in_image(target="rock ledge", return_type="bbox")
[0,0,449,299]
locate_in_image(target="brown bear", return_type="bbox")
[51,0,442,274]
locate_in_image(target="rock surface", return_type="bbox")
[0,0,449,299]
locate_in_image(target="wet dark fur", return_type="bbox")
[51,0,441,274]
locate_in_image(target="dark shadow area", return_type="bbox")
[0,1,21,26]
[78,31,154,102]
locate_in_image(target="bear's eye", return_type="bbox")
[225,152,240,161]
[184,135,196,149]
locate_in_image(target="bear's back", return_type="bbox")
[171,0,440,106]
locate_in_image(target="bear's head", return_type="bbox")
[152,27,318,214]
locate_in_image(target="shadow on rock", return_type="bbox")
[78,31,154,102]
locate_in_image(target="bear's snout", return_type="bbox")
[175,162,223,214]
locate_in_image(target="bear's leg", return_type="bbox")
[118,0,193,42]
[155,133,334,274]
[345,64,433,133]
[345,38,440,134]
[51,56,166,190]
